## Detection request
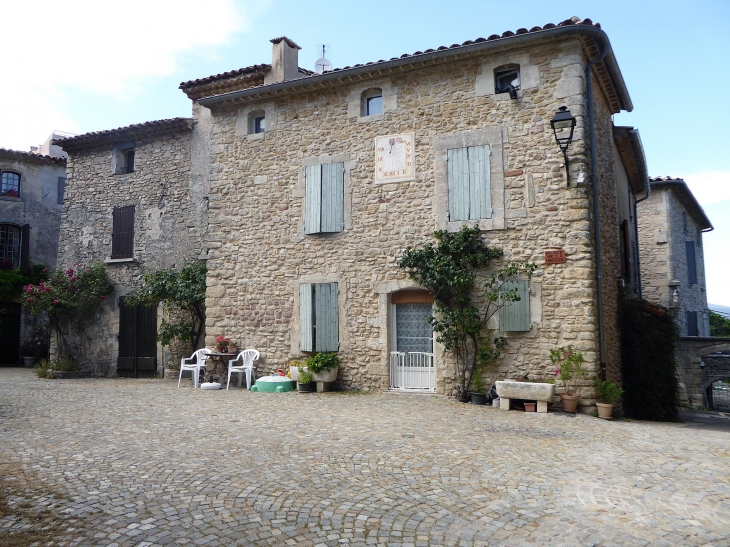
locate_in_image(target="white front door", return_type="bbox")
[390,303,435,391]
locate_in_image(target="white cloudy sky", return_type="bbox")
[0,0,728,304]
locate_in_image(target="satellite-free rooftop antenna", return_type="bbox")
[315,44,332,74]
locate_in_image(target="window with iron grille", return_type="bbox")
[0,225,21,268]
[1,171,20,198]
[111,206,135,259]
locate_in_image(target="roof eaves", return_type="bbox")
[198,19,632,114]
[53,118,193,152]
[0,148,66,166]
[613,126,648,195]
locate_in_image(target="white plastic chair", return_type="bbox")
[226,349,259,390]
[178,349,211,388]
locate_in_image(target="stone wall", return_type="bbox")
[57,128,202,375]
[202,37,630,404]
[676,337,730,408]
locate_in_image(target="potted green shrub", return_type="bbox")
[550,346,587,413]
[306,352,339,383]
[594,377,624,419]
[470,371,487,405]
[297,369,315,393]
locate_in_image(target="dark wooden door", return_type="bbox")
[117,298,157,377]
[0,302,21,365]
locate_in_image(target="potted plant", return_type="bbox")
[289,359,307,381]
[550,346,587,413]
[215,335,231,353]
[306,352,339,383]
[227,340,239,354]
[594,377,624,419]
[297,369,315,393]
[470,371,487,405]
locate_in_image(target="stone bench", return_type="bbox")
[496,380,556,413]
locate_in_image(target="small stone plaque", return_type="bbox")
[544,249,566,264]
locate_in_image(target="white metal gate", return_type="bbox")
[390,352,435,392]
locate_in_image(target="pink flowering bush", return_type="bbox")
[24,263,113,360]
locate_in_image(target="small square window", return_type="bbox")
[113,142,136,175]
[1,171,20,197]
[254,116,265,134]
[361,88,383,117]
[495,67,520,95]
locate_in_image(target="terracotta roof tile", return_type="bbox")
[53,118,193,151]
[0,148,66,166]
[179,64,272,90]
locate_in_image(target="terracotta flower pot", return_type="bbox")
[228,346,238,354]
[524,402,536,412]
[596,402,614,419]
[560,393,580,413]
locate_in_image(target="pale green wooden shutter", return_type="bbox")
[467,145,491,220]
[314,282,339,352]
[304,165,322,234]
[320,162,344,233]
[300,284,313,351]
[448,148,469,221]
[499,280,530,332]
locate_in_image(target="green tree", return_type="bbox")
[398,226,537,402]
[126,261,206,352]
[24,263,113,361]
[0,264,49,301]
[710,310,730,337]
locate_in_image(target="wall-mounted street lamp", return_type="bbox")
[550,106,576,186]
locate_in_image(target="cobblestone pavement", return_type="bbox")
[1,368,728,547]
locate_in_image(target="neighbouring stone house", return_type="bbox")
[54,118,209,377]
[176,17,649,404]
[0,144,66,364]
[637,176,713,336]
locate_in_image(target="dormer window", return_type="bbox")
[362,88,383,116]
[112,142,136,175]
[494,65,520,98]
[249,110,266,134]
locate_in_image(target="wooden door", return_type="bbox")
[117,298,157,377]
[0,302,21,365]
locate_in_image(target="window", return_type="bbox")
[112,142,135,174]
[362,88,383,116]
[686,311,699,336]
[304,162,344,234]
[57,177,66,205]
[1,171,20,197]
[686,240,697,285]
[300,282,339,352]
[494,65,520,96]
[249,110,266,134]
[0,225,21,268]
[499,279,531,332]
[447,145,491,221]
[111,205,135,259]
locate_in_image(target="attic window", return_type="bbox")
[113,142,136,174]
[494,65,520,96]
[249,110,266,134]
[362,88,383,116]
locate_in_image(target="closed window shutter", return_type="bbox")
[686,311,698,336]
[314,282,339,352]
[300,284,314,352]
[57,177,66,205]
[112,205,135,259]
[499,280,531,332]
[304,165,322,234]
[448,148,469,221]
[467,145,491,220]
[320,162,344,233]
[20,224,30,275]
[686,241,697,284]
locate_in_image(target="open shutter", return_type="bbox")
[20,224,30,275]
[304,165,322,234]
[112,205,134,259]
[315,282,339,352]
[686,241,697,284]
[300,284,313,352]
[686,311,698,336]
[467,145,491,220]
[499,280,531,332]
[448,148,470,221]
[321,162,344,233]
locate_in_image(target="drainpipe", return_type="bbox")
[586,45,608,380]
[634,173,652,299]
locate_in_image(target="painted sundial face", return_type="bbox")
[374,133,414,183]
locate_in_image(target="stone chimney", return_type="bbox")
[264,36,301,85]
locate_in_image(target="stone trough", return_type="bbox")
[496,380,555,413]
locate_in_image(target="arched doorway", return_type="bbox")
[390,289,435,392]
[702,353,730,411]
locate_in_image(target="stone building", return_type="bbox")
[0,145,66,364]
[54,118,209,376]
[178,18,648,402]
[637,176,713,336]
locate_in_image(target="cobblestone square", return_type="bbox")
[1,368,728,546]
